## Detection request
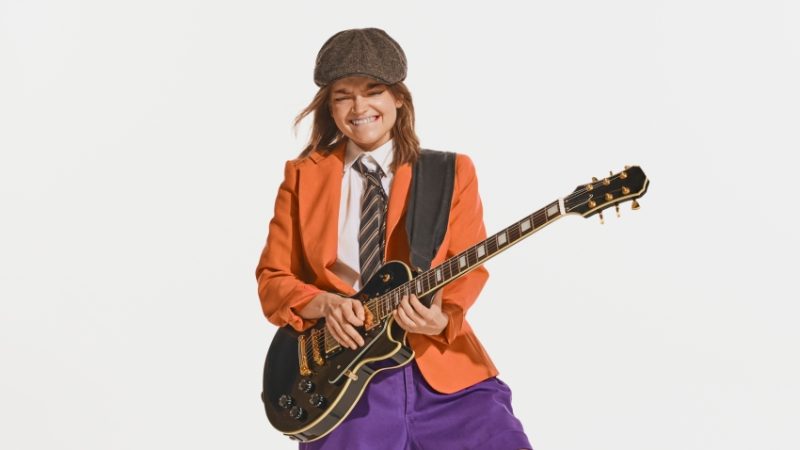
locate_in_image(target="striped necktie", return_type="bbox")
[355,157,388,287]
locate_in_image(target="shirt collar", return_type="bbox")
[343,139,394,175]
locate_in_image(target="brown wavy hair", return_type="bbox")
[294,82,420,170]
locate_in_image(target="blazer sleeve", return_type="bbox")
[255,160,323,332]
[430,153,490,345]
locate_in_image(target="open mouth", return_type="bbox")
[350,116,379,126]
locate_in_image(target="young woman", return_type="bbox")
[256,28,532,450]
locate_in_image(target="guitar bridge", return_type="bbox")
[298,334,312,376]
[310,328,325,366]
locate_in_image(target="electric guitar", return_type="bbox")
[262,166,650,442]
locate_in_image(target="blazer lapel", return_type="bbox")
[297,144,355,295]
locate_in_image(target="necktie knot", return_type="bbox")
[355,157,386,196]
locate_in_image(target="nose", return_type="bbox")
[352,95,368,115]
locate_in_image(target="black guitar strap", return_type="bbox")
[405,149,456,272]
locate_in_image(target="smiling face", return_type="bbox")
[329,76,403,151]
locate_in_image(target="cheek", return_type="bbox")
[386,108,399,127]
[331,107,350,129]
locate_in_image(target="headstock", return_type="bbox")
[564,166,649,223]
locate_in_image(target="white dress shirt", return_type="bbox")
[330,139,395,290]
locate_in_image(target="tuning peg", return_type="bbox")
[631,199,640,210]
[592,176,598,182]
[598,210,605,224]
[615,203,621,218]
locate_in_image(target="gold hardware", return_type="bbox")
[586,183,594,191]
[599,211,605,224]
[592,177,598,182]
[298,335,312,376]
[632,199,640,210]
[622,186,630,195]
[605,193,614,201]
[311,329,324,366]
[380,273,392,283]
[624,165,630,170]
[344,370,358,381]
[603,178,610,186]
[588,200,597,208]
[620,171,628,180]
[615,203,620,218]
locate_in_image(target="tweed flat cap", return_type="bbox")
[314,28,407,87]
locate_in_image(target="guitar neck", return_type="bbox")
[367,198,567,317]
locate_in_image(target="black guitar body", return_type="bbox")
[261,261,415,442]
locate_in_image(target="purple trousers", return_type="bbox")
[299,361,532,450]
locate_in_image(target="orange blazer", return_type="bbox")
[256,142,498,393]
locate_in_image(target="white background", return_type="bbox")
[2,1,799,449]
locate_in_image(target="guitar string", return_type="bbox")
[305,191,621,357]
[305,185,632,356]
[304,176,637,356]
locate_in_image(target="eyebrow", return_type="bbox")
[333,82,384,94]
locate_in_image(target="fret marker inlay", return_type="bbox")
[459,256,467,268]
[547,204,559,218]
[435,268,442,282]
[521,219,531,232]
[477,244,486,258]
[498,232,507,246]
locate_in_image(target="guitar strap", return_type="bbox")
[405,149,456,272]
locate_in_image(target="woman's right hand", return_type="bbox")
[300,292,366,350]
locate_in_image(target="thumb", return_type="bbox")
[432,289,443,307]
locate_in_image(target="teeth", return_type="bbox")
[351,116,377,125]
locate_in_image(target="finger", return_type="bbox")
[341,301,365,327]
[408,294,432,320]
[341,322,364,348]
[352,299,366,323]
[393,309,411,331]
[327,319,357,349]
[432,289,443,306]
[395,303,417,328]
[400,295,421,322]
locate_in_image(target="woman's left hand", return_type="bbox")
[393,290,448,336]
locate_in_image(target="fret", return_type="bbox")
[488,236,498,255]
[508,223,520,243]
[545,201,560,220]
[466,247,478,266]
[451,257,461,277]
[533,210,546,228]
